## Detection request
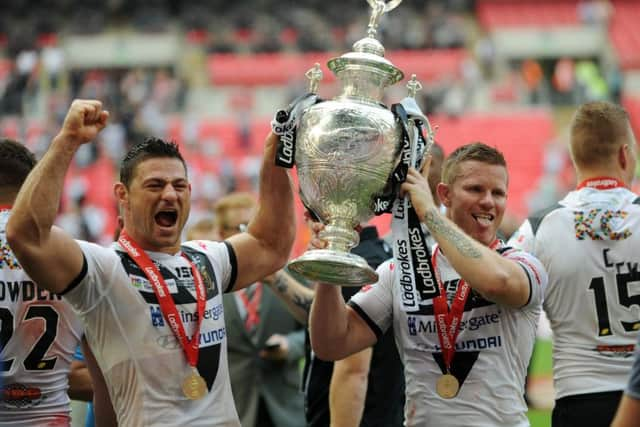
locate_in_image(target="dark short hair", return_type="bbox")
[570,101,631,168]
[119,137,187,187]
[442,142,507,185]
[0,139,37,190]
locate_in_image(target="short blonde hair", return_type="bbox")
[213,192,256,229]
[570,101,631,169]
[441,142,507,185]
[186,217,217,241]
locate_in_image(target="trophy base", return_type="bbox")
[288,250,379,287]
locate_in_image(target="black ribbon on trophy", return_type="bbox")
[384,97,439,311]
[271,93,322,169]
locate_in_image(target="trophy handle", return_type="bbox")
[305,63,323,94]
[366,0,402,38]
[406,74,423,99]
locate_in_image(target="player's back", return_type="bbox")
[0,208,83,426]
[515,187,640,399]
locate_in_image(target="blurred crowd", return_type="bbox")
[0,0,634,247]
[0,0,471,56]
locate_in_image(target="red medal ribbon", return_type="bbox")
[577,176,626,190]
[118,231,206,368]
[432,240,501,369]
[432,246,470,369]
[239,283,262,332]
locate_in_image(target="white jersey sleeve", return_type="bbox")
[61,240,122,315]
[499,246,547,309]
[347,260,395,338]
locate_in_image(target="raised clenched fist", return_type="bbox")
[59,99,109,146]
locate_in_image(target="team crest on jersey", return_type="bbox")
[0,241,20,270]
[156,334,181,350]
[1,383,43,408]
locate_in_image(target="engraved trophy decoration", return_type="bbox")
[274,0,432,286]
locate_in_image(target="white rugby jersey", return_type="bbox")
[0,208,83,427]
[63,239,240,427]
[509,186,640,399]
[349,243,546,427]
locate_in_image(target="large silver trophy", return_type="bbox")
[287,0,424,286]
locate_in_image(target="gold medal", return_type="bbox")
[436,373,459,399]
[182,370,207,400]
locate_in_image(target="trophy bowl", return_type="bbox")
[286,0,409,286]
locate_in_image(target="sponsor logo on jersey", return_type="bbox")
[433,335,503,352]
[1,383,43,408]
[150,306,165,327]
[199,327,226,347]
[129,275,177,293]
[156,334,181,350]
[149,303,224,328]
[595,344,636,357]
[397,240,417,309]
[130,275,146,289]
[152,325,226,348]
[407,312,501,336]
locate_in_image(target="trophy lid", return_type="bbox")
[328,0,404,86]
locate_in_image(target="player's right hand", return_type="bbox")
[59,99,109,146]
[304,211,327,250]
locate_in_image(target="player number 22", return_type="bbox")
[0,305,59,372]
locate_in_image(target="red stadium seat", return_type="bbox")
[477,0,580,29]
[430,110,555,218]
[610,0,640,70]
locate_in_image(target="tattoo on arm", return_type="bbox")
[293,295,313,314]
[423,208,482,259]
[274,277,288,294]
[273,275,314,315]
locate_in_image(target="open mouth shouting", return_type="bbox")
[155,209,178,229]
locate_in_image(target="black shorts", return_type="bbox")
[552,390,623,427]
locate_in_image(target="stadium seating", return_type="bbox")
[477,0,580,29]
[609,0,640,70]
[207,50,467,87]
